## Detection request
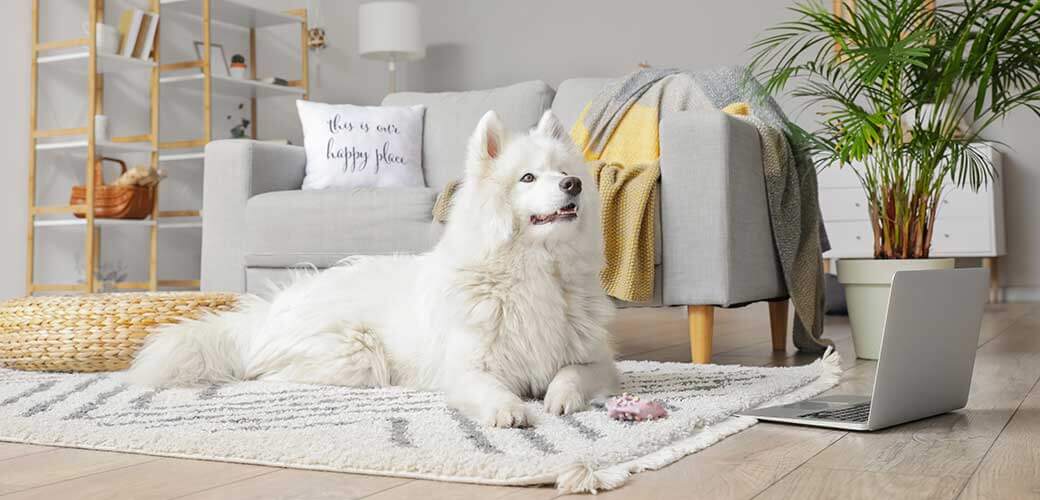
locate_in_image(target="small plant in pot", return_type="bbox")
[751,0,1040,358]
[230,54,248,79]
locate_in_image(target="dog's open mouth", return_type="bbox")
[530,203,578,225]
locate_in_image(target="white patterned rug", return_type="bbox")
[0,352,840,494]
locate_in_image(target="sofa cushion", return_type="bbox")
[551,78,613,129]
[245,188,439,268]
[382,81,555,190]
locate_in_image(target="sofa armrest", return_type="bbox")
[659,110,785,306]
[201,140,306,292]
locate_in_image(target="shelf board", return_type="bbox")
[35,140,156,155]
[37,51,156,74]
[158,279,201,290]
[160,0,302,28]
[159,151,204,162]
[34,218,156,228]
[160,73,305,99]
[35,215,202,229]
[158,216,203,229]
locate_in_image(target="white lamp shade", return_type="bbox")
[358,1,425,62]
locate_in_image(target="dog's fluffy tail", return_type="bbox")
[123,297,267,387]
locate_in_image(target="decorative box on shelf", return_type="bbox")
[818,143,1006,300]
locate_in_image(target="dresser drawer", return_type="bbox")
[931,217,993,255]
[824,217,993,257]
[820,188,870,221]
[820,187,993,225]
[823,220,874,257]
[936,187,991,218]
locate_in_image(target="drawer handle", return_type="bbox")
[854,202,861,207]
[942,199,949,205]
[855,235,862,240]
[944,233,950,238]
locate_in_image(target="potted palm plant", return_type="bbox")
[751,0,1040,358]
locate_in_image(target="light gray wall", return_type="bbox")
[2,0,1038,300]
[1,1,32,300]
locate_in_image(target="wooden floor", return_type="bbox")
[1,302,1038,499]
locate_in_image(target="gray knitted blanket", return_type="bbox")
[585,68,831,353]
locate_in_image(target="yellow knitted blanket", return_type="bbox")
[572,105,660,302]
[587,161,660,302]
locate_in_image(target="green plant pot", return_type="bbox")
[837,258,956,360]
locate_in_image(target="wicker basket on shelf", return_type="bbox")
[69,157,155,220]
[0,292,239,373]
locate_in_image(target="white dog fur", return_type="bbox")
[125,110,619,428]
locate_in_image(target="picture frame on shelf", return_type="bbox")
[193,41,230,77]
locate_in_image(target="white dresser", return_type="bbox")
[818,144,1006,299]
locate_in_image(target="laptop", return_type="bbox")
[740,268,988,431]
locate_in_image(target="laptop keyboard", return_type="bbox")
[799,402,871,422]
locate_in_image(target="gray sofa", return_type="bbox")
[200,79,789,363]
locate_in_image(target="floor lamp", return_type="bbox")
[358,1,425,94]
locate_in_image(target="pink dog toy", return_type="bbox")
[607,393,668,421]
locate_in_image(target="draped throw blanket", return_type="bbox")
[572,68,831,353]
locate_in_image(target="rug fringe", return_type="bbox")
[554,417,757,494]
[819,346,842,384]
[554,348,843,495]
[556,463,630,495]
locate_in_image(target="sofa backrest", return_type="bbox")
[551,78,613,129]
[382,81,555,190]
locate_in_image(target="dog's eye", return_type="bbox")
[520,173,536,183]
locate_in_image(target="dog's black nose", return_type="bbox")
[560,176,582,196]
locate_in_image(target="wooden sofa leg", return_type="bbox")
[688,305,715,364]
[768,299,789,352]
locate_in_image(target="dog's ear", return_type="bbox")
[533,110,567,142]
[467,110,505,174]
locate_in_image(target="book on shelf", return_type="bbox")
[118,9,159,60]
[131,14,151,58]
[118,9,144,57]
[136,13,159,60]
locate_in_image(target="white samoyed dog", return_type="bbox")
[125,110,618,428]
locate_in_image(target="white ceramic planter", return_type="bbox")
[837,258,955,359]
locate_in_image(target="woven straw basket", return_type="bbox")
[69,158,155,220]
[0,292,239,373]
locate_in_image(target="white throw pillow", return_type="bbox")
[296,100,425,190]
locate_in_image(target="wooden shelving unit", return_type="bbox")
[158,0,308,155]
[27,0,161,295]
[155,0,309,290]
[27,0,309,295]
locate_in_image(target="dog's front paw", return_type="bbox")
[544,382,587,416]
[482,400,530,428]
